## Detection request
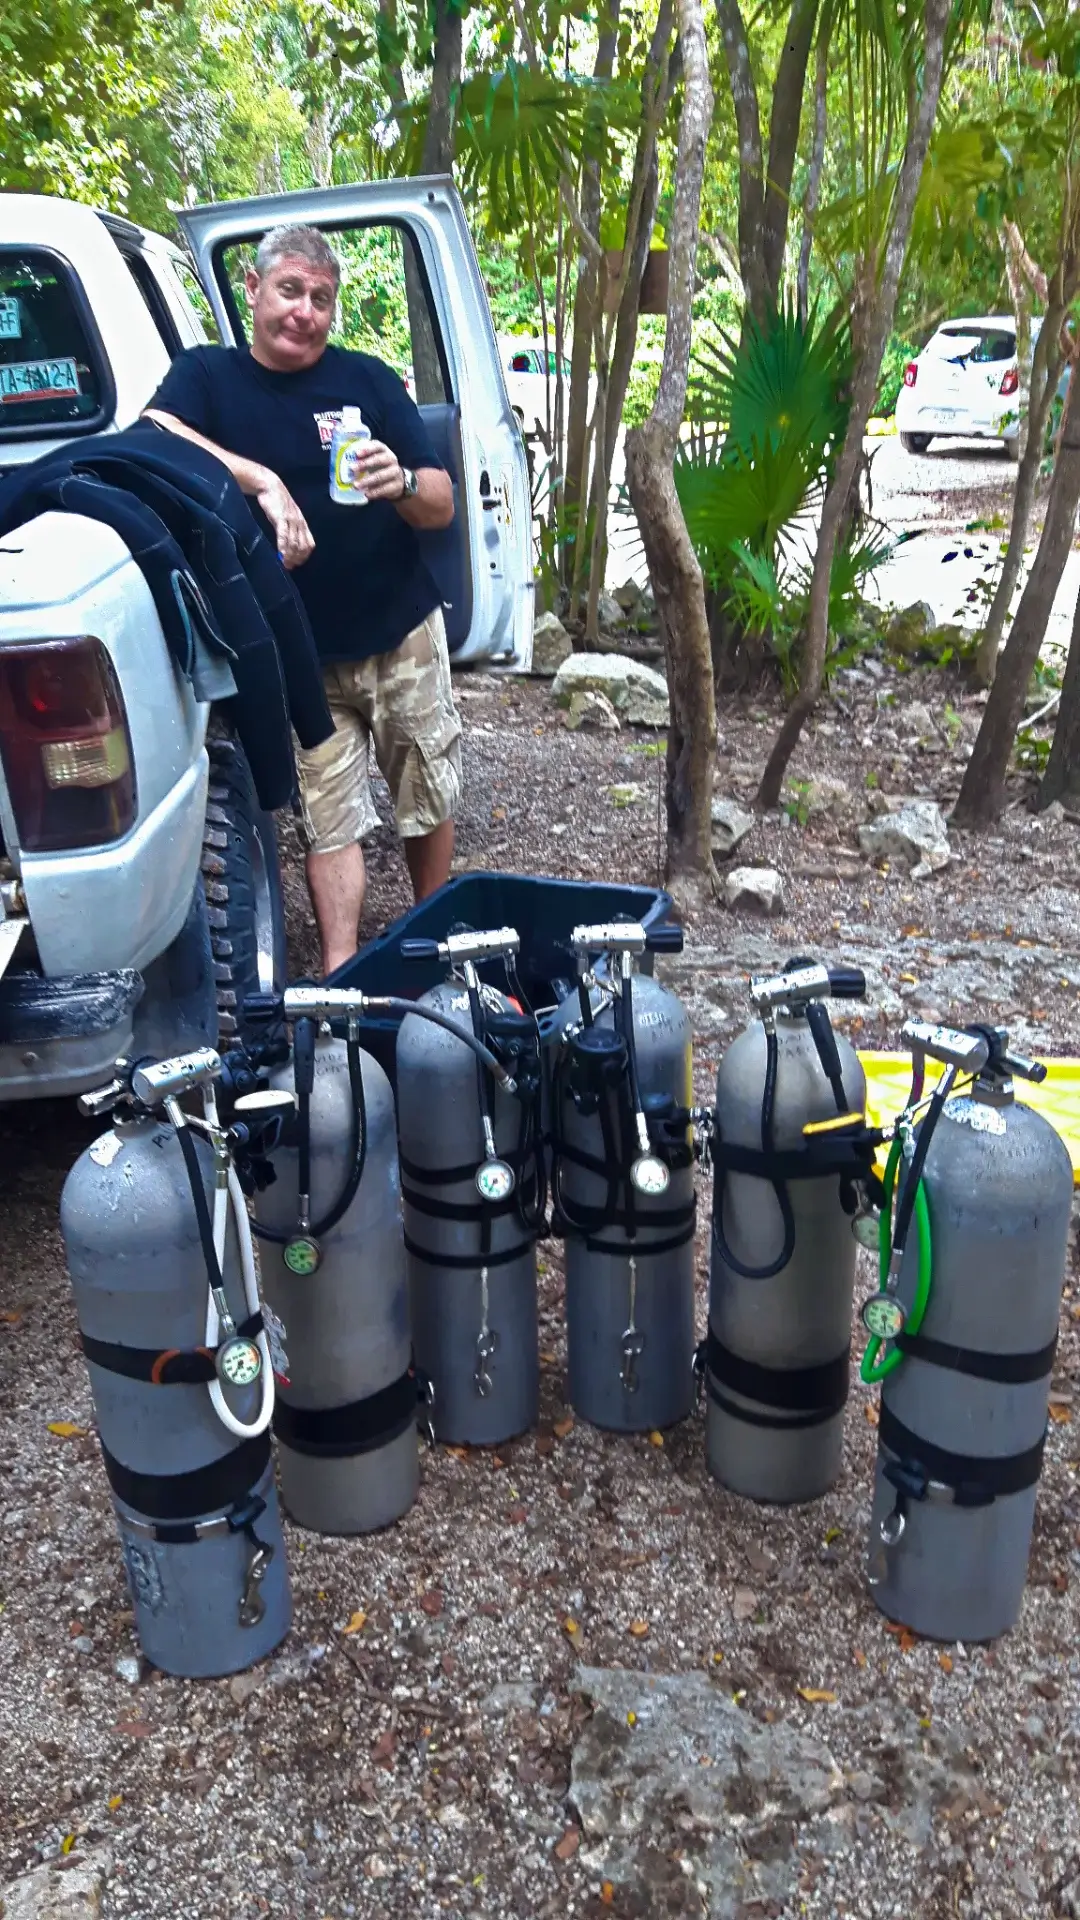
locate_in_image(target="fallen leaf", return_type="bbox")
[823,1527,843,1545]
[711,1649,724,1665]
[1048,1404,1071,1424]
[899,973,917,986]
[601,1884,615,1907]
[540,1350,557,1364]
[899,1630,917,1653]
[938,1653,953,1673]
[47,1421,88,1439]
[492,1454,507,1469]
[507,1505,528,1524]
[553,1415,575,1439]
[343,1611,367,1635]
[445,1445,469,1460]
[648,1430,664,1447]
[372,1728,396,1766]
[535,1435,555,1457]
[562,1617,581,1640]
[864,1404,879,1428]
[1052,1571,1069,1593]
[628,1620,649,1638]
[108,1795,123,1812]
[0,1308,24,1325]
[61,1835,75,1856]
[853,1649,867,1669]
[112,1721,154,1737]
[419,1590,444,1617]
[732,1587,758,1622]
[554,1827,580,1862]
[797,1688,837,1703]
[626,1711,637,1727]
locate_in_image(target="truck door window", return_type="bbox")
[171,258,222,345]
[0,250,112,438]
[120,249,182,356]
[217,223,449,404]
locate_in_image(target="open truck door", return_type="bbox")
[178,177,534,669]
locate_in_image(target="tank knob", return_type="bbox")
[645,923,684,955]
[827,966,866,999]
[400,938,442,962]
[242,991,286,1025]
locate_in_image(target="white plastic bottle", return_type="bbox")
[328,405,372,505]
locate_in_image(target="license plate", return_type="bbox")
[0,357,81,404]
[0,298,21,341]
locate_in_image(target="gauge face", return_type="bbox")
[217,1338,263,1388]
[476,1159,516,1204]
[631,1153,670,1197]
[852,1212,879,1250]
[284,1235,322,1276]
[860,1295,906,1340]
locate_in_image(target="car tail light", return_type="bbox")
[0,637,136,852]
[903,362,918,388]
[1000,367,1019,396]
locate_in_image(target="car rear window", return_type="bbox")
[0,251,108,435]
[934,326,1015,363]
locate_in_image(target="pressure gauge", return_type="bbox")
[216,1337,263,1388]
[476,1158,516,1203]
[283,1235,322,1276]
[630,1153,670,1197]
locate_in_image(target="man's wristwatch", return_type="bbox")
[399,467,419,500]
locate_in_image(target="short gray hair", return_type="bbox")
[254,224,340,287]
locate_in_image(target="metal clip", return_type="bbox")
[238,1541,271,1628]
[620,1254,644,1393]
[474,1265,497,1397]
[416,1372,436,1447]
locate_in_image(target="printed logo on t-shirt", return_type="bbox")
[313,408,343,449]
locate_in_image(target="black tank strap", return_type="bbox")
[710,1135,877,1182]
[400,1185,521,1224]
[704,1329,850,1421]
[101,1430,271,1532]
[878,1402,1047,1503]
[272,1364,421,1459]
[581,1222,698,1259]
[403,1231,531,1271]
[894,1329,1058,1385]
[81,1312,264,1386]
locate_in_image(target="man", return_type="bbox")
[144,223,461,975]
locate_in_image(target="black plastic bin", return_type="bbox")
[329,869,674,1089]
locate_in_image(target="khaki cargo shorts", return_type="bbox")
[297,608,462,855]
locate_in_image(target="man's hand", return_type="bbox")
[256,472,315,568]
[349,438,406,502]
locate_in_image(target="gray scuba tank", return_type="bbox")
[60,1073,290,1679]
[866,1023,1073,1642]
[706,961,869,1503]
[396,928,543,1447]
[250,1000,420,1536]
[549,921,696,1434]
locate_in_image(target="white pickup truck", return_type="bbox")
[0,182,533,1100]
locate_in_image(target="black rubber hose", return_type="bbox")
[364,996,513,1082]
[891,1085,946,1255]
[711,1027,797,1281]
[174,1122,227,1296]
[249,1028,366,1247]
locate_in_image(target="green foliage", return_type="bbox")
[876,333,917,414]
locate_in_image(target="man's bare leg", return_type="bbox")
[403,820,454,901]
[306,842,367,976]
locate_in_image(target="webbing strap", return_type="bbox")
[894,1328,1058,1385]
[81,1312,264,1386]
[401,1185,520,1224]
[710,1135,877,1182]
[878,1401,1047,1501]
[705,1377,845,1432]
[583,1221,697,1260]
[273,1365,419,1459]
[403,1230,532,1271]
[705,1328,850,1417]
[102,1430,271,1525]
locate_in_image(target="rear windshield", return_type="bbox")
[0,251,107,433]
[932,326,1015,363]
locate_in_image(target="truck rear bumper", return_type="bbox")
[0,967,142,1102]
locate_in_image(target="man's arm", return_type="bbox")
[142,407,315,568]
[349,440,455,529]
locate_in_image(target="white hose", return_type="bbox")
[206,1163,275,1440]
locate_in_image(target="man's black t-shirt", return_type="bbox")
[147,344,445,663]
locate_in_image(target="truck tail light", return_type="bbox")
[1000,366,1019,396]
[0,637,136,852]
[903,362,918,388]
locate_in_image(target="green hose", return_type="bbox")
[859,1134,933,1384]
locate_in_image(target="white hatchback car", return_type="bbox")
[895,316,1021,457]
[499,336,580,436]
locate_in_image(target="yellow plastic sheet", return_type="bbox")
[858,1053,1080,1186]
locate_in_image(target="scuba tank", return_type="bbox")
[704,960,872,1503]
[548,920,696,1434]
[243,986,423,1536]
[396,927,545,1447]
[863,1021,1073,1643]
[60,1049,290,1679]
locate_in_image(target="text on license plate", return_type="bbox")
[0,357,81,404]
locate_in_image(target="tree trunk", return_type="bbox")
[954,364,1080,825]
[761,0,819,303]
[563,5,620,547]
[605,146,660,479]
[625,0,716,887]
[1039,572,1080,808]
[422,0,461,172]
[796,26,829,326]
[755,0,951,810]
[716,0,767,323]
[973,312,1064,685]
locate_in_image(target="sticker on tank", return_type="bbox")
[944,1096,1007,1136]
[122,1536,167,1615]
[263,1303,291,1384]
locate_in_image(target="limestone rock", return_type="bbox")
[885,601,936,653]
[724,866,785,916]
[563,689,621,733]
[612,579,643,612]
[711,797,755,858]
[531,610,573,677]
[596,589,624,631]
[1,1849,111,1920]
[552,653,669,727]
[858,800,951,878]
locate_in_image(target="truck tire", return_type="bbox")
[201,737,287,1042]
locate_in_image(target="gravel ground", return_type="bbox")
[2,659,1079,1919]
